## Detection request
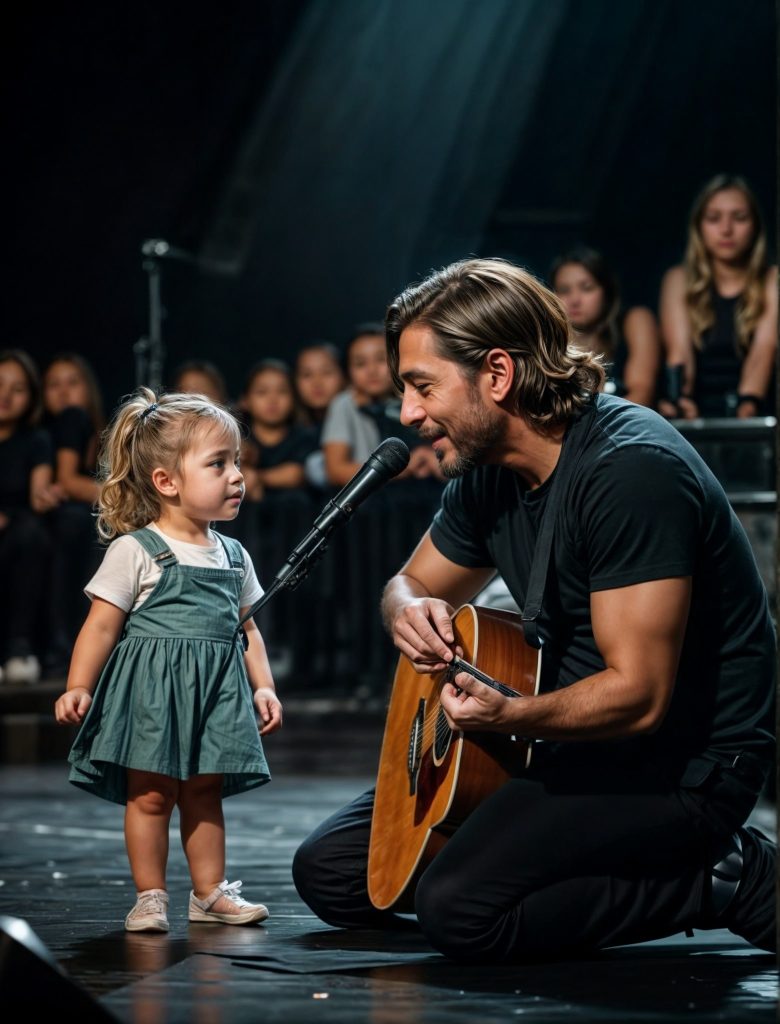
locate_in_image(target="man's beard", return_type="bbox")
[431,397,503,479]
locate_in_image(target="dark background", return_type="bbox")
[4,0,776,413]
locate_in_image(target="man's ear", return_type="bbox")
[483,349,515,402]
[151,466,178,498]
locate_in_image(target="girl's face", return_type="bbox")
[553,264,605,331]
[43,359,90,415]
[172,424,244,524]
[0,359,32,429]
[348,334,392,400]
[176,369,223,404]
[295,349,344,411]
[244,369,294,428]
[700,188,755,263]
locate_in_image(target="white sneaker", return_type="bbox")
[4,655,40,685]
[125,889,169,933]
[189,879,269,925]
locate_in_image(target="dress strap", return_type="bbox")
[129,527,179,567]
[214,531,245,570]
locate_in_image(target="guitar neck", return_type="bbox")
[449,656,523,698]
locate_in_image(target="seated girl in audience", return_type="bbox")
[550,247,661,407]
[0,350,59,684]
[321,323,442,486]
[238,359,317,502]
[658,174,777,418]
[294,342,345,432]
[293,341,345,490]
[42,353,105,665]
[171,359,229,405]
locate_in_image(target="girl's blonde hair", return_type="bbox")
[97,387,241,541]
[684,174,769,355]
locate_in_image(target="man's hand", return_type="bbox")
[439,670,514,731]
[391,597,460,673]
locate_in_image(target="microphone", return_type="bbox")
[273,436,410,585]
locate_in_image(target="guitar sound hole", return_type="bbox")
[432,707,453,762]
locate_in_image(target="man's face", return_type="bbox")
[398,323,503,478]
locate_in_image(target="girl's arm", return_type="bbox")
[54,597,127,724]
[54,447,101,503]
[323,440,362,487]
[256,462,306,490]
[659,266,699,418]
[621,307,661,408]
[30,463,63,512]
[241,611,283,735]
[735,266,778,417]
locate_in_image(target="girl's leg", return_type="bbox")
[125,768,179,891]
[179,774,267,922]
[177,773,226,898]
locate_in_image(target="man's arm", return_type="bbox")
[441,576,691,739]
[381,530,495,673]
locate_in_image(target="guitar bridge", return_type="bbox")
[407,698,425,796]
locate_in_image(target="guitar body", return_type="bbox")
[367,604,541,912]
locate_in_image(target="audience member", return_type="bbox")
[237,359,317,502]
[170,359,229,405]
[321,323,443,486]
[550,247,661,407]
[659,174,777,418]
[42,353,105,670]
[293,341,345,491]
[294,341,345,431]
[0,350,59,684]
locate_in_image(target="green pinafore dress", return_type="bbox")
[68,527,270,805]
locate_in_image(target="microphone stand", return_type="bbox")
[133,239,199,391]
[134,252,165,391]
[238,527,331,632]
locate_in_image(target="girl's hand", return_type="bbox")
[253,687,283,735]
[54,687,93,725]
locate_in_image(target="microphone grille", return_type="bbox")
[373,437,411,475]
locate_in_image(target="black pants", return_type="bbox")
[0,510,52,659]
[292,748,762,962]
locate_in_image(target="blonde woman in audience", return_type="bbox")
[659,174,777,418]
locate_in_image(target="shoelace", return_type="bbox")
[220,880,253,908]
[134,891,167,916]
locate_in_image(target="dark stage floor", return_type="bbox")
[0,764,776,1023]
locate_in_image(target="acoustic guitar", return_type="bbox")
[367,604,541,912]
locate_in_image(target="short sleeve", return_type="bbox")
[430,475,493,568]
[579,445,702,591]
[239,546,264,610]
[84,536,148,612]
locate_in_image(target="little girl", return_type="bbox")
[54,388,282,933]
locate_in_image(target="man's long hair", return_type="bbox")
[386,258,604,430]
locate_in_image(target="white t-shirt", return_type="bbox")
[85,524,264,614]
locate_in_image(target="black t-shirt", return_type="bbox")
[45,406,96,474]
[0,427,52,513]
[430,395,775,781]
[244,426,318,478]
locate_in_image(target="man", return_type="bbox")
[293,258,776,962]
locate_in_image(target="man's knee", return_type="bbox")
[291,832,324,910]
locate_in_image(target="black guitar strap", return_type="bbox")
[521,399,598,649]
